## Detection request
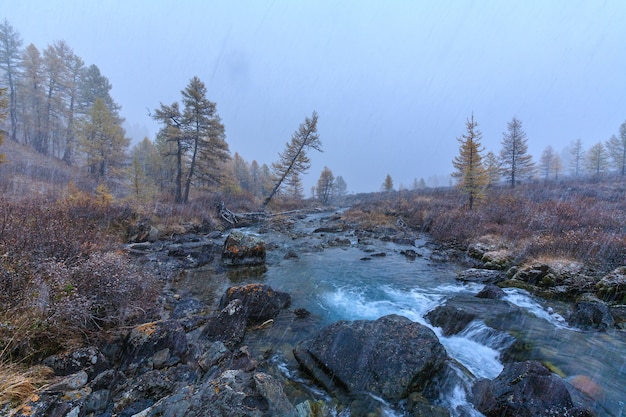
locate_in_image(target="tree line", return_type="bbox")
[1,19,345,207]
[451,114,626,208]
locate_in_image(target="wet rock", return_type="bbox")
[253,372,297,416]
[567,300,614,330]
[119,320,188,373]
[596,266,626,303]
[457,268,504,284]
[293,314,447,402]
[284,250,299,259]
[219,284,291,324]
[425,304,477,336]
[472,360,591,417]
[294,308,311,318]
[201,299,247,349]
[513,259,585,288]
[327,237,351,247]
[171,297,207,319]
[610,304,626,329]
[222,230,266,266]
[400,249,420,259]
[476,284,506,299]
[313,226,344,233]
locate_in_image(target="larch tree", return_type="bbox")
[539,146,555,182]
[606,121,626,175]
[452,114,487,210]
[264,111,321,207]
[333,175,348,197]
[285,172,304,200]
[316,166,335,204]
[0,87,8,162]
[182,77,229,200]
[499,116,534,187]
[153,77,228,203]
[0,19,23,143]
[569,138,584,177]
[382,174,394,192]
[77,97,129,180]
[484,151,501,187]
[586,142,608,176]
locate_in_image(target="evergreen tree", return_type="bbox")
[452,114,487,209]
[539,146,555,182]
[499,116,534,187]
[382,174,394,192]
[484,151,501,187]
[153,77,228,203]
[233,152,252,192]
[0,19,23,142]
[586,142,608,176]
[569,138,584,177]
[19,44,45,149]
[0,87,7,162]
[77,97,129,179]
[264,111,321,207]
[606,121,626,175]
[334,175,348,197]
[285,172,304,200]
[316,166,335,204]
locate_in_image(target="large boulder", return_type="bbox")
[219,284,291,324]
[222,230,266,266]
[472,361,592,417]
[201,299,248,349]
[293,314,447,402]
[596,266,626,303]
[119,320,188,373]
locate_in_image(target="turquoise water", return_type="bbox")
[185,213,626,416]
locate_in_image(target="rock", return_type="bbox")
[42,346,108,378]
[513,259,585,288]
[253,372,297,416]
[425,304,477,336]
[472,360,590,417]
[294,308,311,318]
[327,237,351,247]
[284,250,299,259]
[610,304,626,328]
[476,284,506,299]
[128,218,160,243]
[171,297,207,319]
[44,370,89,392]
[201,299,247,349]
[219,284,291,324]
[222,230,266,266]
[313,226,344,233]
[293,314,447,402]
[457,268,504,284]
[481,249,513,270]
[567,300,614,330]
[119,320,188,373]
[400,249,419,259]
[596,266,626,303]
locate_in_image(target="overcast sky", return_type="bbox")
[4,1,626,193]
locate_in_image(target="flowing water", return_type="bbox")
[182,211,626,416]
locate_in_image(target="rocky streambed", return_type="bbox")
[9,210,626,417]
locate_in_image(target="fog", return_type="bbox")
[5,0,626,192]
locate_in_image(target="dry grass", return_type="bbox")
[0,363,53,409]
[348,178,626,274]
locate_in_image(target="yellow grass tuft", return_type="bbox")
[0,363,53,409]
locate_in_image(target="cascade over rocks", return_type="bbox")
[472,360,593,417]
[293,314,448,403]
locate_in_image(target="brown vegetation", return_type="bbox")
[0,190,161,363]
[347,178,626,274]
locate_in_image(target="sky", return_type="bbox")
[3,0,626,193]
